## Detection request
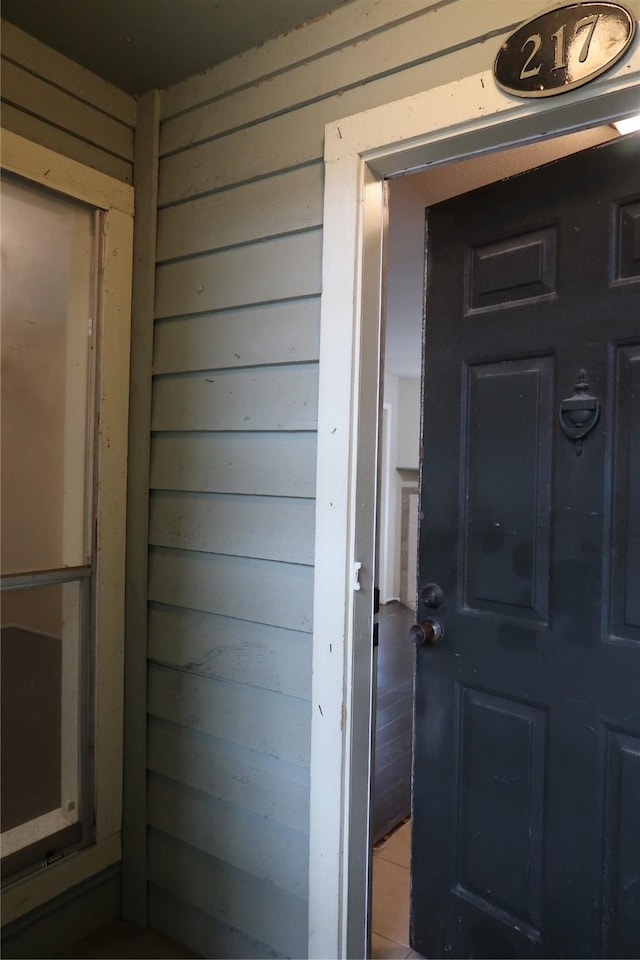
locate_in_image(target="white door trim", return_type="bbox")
[308,45,640,960]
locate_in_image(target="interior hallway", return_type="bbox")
[371,600,421,959]
[373,601,415,842]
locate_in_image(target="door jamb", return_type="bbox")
[307,55,640,960]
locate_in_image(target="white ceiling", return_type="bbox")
[1,0,350,94]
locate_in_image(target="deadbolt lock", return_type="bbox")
[421,583,444,609]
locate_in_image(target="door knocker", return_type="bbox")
[559,369,600,456]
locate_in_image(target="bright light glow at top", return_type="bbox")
[613,114,640,135]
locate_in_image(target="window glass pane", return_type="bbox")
[1,581,83,864]
[0,175,96,574]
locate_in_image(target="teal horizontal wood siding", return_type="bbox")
[148,604,311,699]
[148,776,308,898]
[1,22,136,183]
[148,549,314,631]
[148,664,310,765]
[148,719,309,832]
[148,1,574,954]
[149,431,317,497]
[153,299,320,375]
[149,883,288,959]
[149,491,315,564]
[154,230,322,318]
[151,364,319,432]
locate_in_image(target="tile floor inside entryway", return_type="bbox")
[371,819,424,960]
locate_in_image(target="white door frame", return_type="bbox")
[307,43,640,960]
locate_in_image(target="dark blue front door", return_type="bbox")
[411,133,640,959]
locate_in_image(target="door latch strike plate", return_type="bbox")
[353,561,362,591]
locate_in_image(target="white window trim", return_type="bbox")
[1,130,133,922]
[308,45,640,960]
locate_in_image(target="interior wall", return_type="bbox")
[379,375,420,603]
[379,375,399,603]
[396,378,420,469]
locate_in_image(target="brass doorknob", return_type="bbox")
[410,617,443,646]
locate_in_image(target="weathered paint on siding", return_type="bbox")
[148,774,309,894]
[149,431,317,497]
[151,1,628,955]
[153,299,321,375]
[151,364,319,432]
[149,491,315,563]
[148,719,309,832]
[148,604,312,698]
[1,21,136,183]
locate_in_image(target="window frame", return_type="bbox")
[1,130,133,922]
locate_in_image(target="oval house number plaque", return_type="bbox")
[494,2,636,97]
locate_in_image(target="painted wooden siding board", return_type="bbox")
[147,718,309,832]
[147,604,312,700]
[149,431,317,498]
[153,299,321,375]
[160,0,445,120]
[159,0,527,158]
[158,39,499,205]
[157,164,324,261]
[0,103,132,184]
[151,364,318,432]
[1,21,136,126]
[1,60,134,161]
[149,884,287,960]
[154,230,322,317]
[159,103,322,204]
[1,21,135,183]
[148,664,311,766]
[148,775,309,898]
[148,828,308,959]
[149,491,315,564]
[148,548,314,633]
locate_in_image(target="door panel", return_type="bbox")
[611,345,640,637]
[466,226,557,312]
[455,688,545,932]
[602,731,640,958]
[464,358,553,619]
[616,200,640,281]
[411,133,640,959]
